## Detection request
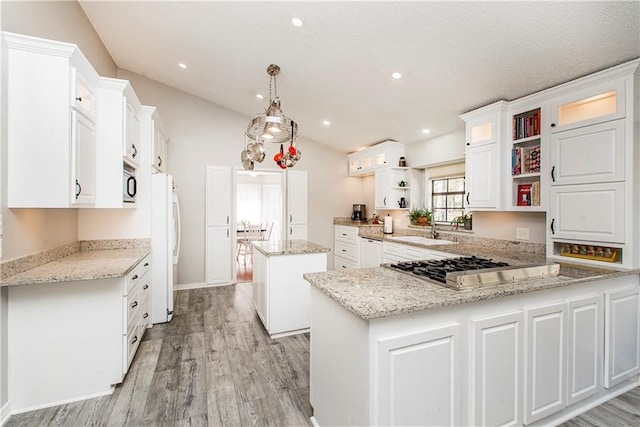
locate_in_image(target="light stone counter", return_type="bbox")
[252,239,331,256]
[1,247,150,287]
[304,262,634,320]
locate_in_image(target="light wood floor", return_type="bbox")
[5,282,640,426]
[6,282,311,426]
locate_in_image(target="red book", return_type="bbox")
[517,184,532,206]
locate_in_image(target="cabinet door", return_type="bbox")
[360,238,382,267]
[566,295,602,406]
[72,68,96,120]
[376,324,461,426]
[466,116,497,147]
[71,110,96,205]
[153,124,168,172]
[550,120,625,186]
[465,143,498,209]
[288,223,308,240]
[252,251,269,329]
[205,227,232,284]
[206,166,232,227]
[550,79,625,133]
[604,286,640,388]
[549,182,625,244]
[470,311,523,427]
[285,170,308,240]
[374,169,389,209]
[524,302,566,424]
[124,99,140,167]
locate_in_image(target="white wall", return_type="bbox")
[117,70,357,284]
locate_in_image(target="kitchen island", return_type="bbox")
[304,257,640,426]
[252,239,330,338]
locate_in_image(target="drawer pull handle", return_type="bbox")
[132,144,137,158]
[131,301,138,309]
[75,180,81,198]
[550,218,555,235]
[132,274,138,280]
[143,284,149,290]
[342,233,347,236]
[76,96,82,102]
[143,313,149,319]
[341,249,347,252]
[131,335,138,345]
[144,262,149,267]
[551,166,556,182]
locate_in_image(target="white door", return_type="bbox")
[360,238,382,267]
[376,324,461,426]
[71,110,96,205]
[549,182,625,244]
[465,143,498,209]
[550,120,625,186]
[524,302,566,424]
[374,168,389,209]
[285,170,308,240]
[470,311,523,427]
[604,285,640,388]
[124,99,140,167]
[205,166,232,285]
[566,295,602,405]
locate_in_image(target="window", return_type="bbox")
[431,177,465,223]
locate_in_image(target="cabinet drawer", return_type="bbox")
[335,225,359,243]
[335,241,358,262]
[126,255,151,294]
[127,286,141,327]
[125,323,142,372]
[383,242,403,256]
[335,255,357,270]
[404,247,427,260]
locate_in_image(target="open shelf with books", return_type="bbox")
[511,108,542,208]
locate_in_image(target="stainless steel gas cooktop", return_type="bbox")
[386,256,560,290]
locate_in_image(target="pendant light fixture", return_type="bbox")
[242,64,301,169]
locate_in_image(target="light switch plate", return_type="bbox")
[516,227,530,240]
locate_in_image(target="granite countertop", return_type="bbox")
[252,239,331,256]
[1,248,151,287]
[304,263,634,321]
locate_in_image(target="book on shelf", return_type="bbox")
[531,181,540,206]
[512,109,541,140]
[517,183,532,206]
[511,145,541,175]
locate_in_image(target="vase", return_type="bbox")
[416,217,428,226]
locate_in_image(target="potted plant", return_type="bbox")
[408,206,431,226]
[451,213,472,230]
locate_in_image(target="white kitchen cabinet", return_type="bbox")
[459,101,507,211]
[334,225,360,269]
[153,121,169,173]
[604,285,640,388]
[360,237,382,267]
[205,166,233,285]
[550,120,625,186]
[7,254,151,411]
[5,32,99,208]
[253,248,327,338]
[284,170,308,240]
[347,140,405,176]
[524,301,567,424]
[382,241,454,263]
[566,295,603,406]
[549,182,625,244]
[375,167,409,210]
[92,77,142,207]
[376,324,461,426]
[549,79,626,133]
[470,311,524,427]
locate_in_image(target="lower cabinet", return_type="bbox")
[360,237,382,267]
[7,254,151,412]
[334,225,360,269]
[310,274,640,427]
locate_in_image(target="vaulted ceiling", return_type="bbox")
[79,1,640,153]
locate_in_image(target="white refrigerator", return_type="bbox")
[151,173,180,323]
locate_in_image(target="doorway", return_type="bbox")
[235,170,283,281]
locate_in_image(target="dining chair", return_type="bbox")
[260,222,274,241]
[237,223,264,263]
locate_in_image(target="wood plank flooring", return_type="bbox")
[5,281,640,426]
[5,282,311,427]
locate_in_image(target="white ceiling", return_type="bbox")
[79,1,640,153]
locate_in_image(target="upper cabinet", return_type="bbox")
[347,140,405,176]
[459,101,507,211]
[5,32,99,208]
[140,106,169,174]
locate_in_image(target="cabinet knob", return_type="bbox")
[75,96,82,102]
[131,301,138,309]
[143,284,149,290]
[131,335,138,345]
[466,142,470,146]
[550,123,556,128]
[132,274,138,280]
[144,262,149,267]
[143,313,149,319]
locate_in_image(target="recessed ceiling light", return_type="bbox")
[256,93,264,99]
[178,63,188,69]
[292,18,304,27]
[422,129,431,134]
[322,120,331,126]
[392,72,402,79]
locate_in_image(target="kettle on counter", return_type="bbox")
[398,197,406,208]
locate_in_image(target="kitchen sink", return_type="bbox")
[386,235,455,245]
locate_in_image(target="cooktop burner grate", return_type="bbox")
[389,256,510,284]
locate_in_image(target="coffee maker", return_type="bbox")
[351,204,366,221]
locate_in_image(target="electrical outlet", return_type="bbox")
[516,227,530,241]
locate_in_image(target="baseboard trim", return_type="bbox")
[10,387,114,415]
[174,281,234,291]
[0,401,11,426]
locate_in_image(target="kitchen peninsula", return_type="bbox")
[252,239,330,338]
[304,243,640,426]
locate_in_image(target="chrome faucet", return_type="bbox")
[431,220,438,239]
